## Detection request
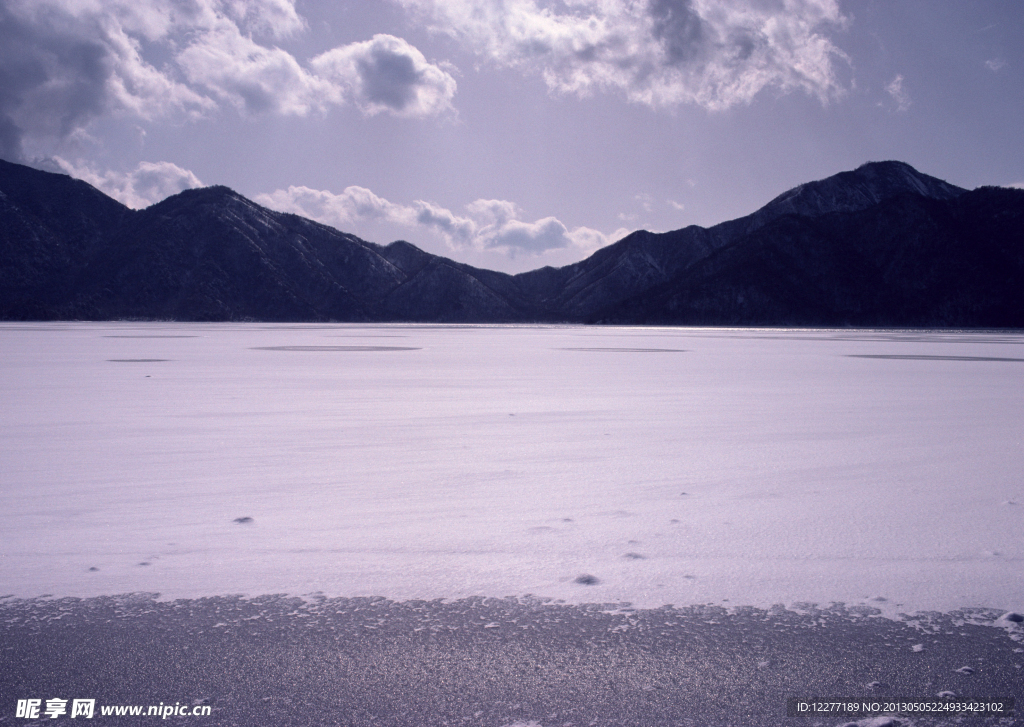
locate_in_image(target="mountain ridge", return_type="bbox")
[2,158,1021,326]
[594,185,1024,326]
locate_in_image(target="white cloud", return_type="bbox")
[413,199,478,244]
[176,18,338,116]
[465,198,520,227]
[257,185,621,256]
[312,34,457,118]
[222,0,306,39]
[0,0,453,161]
[255,185,418,229]
[0,0,217,160]
[985,58,1007,72]
[886,73,910,112]
[53,157,203,208]
[667,199,685,211]
[395,0,850,110]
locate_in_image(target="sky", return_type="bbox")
[1,1,1022,274]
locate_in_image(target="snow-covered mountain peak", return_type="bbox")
[756,160,965,224]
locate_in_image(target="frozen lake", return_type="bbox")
[2,323,1022,618]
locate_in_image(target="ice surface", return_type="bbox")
[1,323,1022,617]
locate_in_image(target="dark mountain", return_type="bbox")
[512,160,972,320]
[0,160,129,318]
[0,160,546,322]
[67,186,378,321]
[1,157,1021,326]
[716,159,965,238]
[595,184,1024,327]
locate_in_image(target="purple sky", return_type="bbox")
[2,0,1021,273]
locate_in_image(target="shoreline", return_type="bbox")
[3,594,1021,726]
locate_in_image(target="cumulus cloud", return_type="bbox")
[0,0,453,161]
[52,157,203,208]
[257,184,419,230]
[395,0,850,110]
[484,216,581,254]
[176,18,337,116]
[312,35,457,117]
[256,185,620,256]
[0,0,213,160]
[221,0,306,38]
[886,73,910,112]
[460,198,608,254]
[413,199,478,244]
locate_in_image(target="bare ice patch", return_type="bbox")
[847,354,1024,362]
[557,347,687,352]
[251,345,421,351]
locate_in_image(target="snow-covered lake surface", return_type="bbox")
[2,323,1022,618]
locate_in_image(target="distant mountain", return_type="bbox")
[0,161,546,322]
[1,158,1022,325]
[0,160,129,318]
[596,185,1024,326]
[728,159,965,235]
